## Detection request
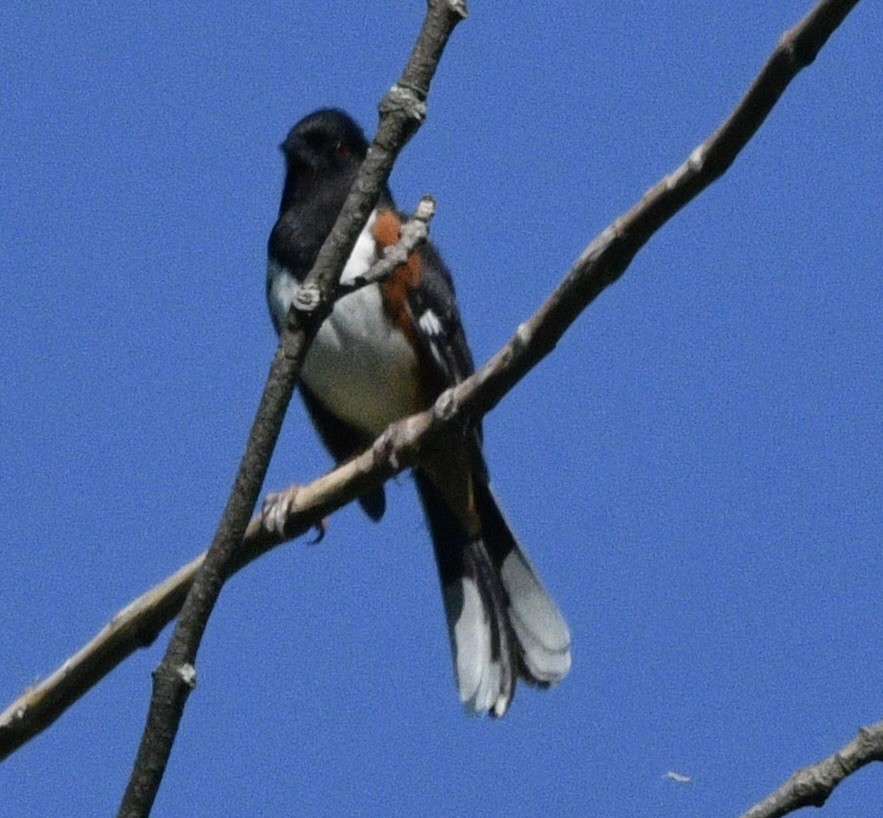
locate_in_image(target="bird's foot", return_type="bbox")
[262,485,327,543]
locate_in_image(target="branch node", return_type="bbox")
[414,194,436,221]
[513,322,532,353]
[176,663,197,690]
[292,282,323,314]
[445,0,469,20]
[779,29,816,71]
[381,84,427,122]
[686,144,706,174]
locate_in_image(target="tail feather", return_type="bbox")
[416,470,570,717]
[415,471,515,716]
[473,480,572,685]
[444,544,515,716]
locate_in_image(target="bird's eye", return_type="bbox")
[332,140,350,160]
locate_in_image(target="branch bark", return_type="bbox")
[1,1,869,814]
[739,721,883,818]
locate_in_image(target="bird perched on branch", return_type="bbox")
[265,108,570,716]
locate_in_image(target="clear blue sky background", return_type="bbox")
[2,3,881,816]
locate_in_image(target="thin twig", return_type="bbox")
[338,195,436,293]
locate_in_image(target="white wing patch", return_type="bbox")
[418,308,443,338]
[417,308,450,375]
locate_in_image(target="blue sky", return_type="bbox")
[2,2,881,816]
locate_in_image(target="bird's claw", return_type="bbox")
[262,485,327,543]
[307,517,327,544]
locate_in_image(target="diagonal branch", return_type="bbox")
[0,12,863,817]
[739,721,883,818]
[0,202,436,764]
[116,2,467,816]
[0,198,436,762]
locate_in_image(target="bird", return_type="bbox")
[265,108,571,716]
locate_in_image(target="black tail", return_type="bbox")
[415,472,571,717]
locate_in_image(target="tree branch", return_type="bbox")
[739,721,883,818]
[0,200,438,766]
[0,8,866,818]
[116,2,466,815]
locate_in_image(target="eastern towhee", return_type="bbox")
[266,108,570,716]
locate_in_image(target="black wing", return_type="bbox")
[407,241,475,388]
[406,240,488,479]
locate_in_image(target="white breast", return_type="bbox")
[267,211,420,438]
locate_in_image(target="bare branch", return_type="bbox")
[0,555,202,762]
[0,196,437,764]
[739,721,883,818]
[0,14,866,818]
